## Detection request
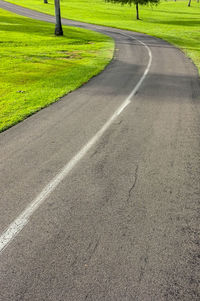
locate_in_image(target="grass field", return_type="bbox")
[5,0,200,74]
[0,8,114,132]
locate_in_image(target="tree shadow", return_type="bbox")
[148,19,200,27]
[150,9,200,16]
[0,14,110,46]
[0,15,54,36]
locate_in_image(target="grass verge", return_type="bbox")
[0,8,114,132]
[5,0,200,74]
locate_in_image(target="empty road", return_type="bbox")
[0,1,199,300]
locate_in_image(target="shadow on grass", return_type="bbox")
[149,9,200,16]
[0,14,110,44]
[148,19,200,27]
[0,15,53,33]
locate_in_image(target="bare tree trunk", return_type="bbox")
[54,0,63,36]
[136,3,139,20]
[188,0,192,6]
[44,0,48,4]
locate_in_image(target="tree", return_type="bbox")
[106,0,160,20]
[54,0,63,36]
[188,0,192,6]
[44,0,48,4]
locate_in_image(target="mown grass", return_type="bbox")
[0,8,114,132]
[5,0,200,73]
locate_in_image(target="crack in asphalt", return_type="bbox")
[126,165,139,202]
[86,237,100,263]
[138,253,149,283]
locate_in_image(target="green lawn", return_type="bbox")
[0,8,114,132]
[5,0,200,73]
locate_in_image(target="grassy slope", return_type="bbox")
[5,0,200,73]
[0,8,114,132]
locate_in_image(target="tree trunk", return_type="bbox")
[44,0,48,3]
[136,3,139,20]
[188,0,192,6]
[54,0,63,36]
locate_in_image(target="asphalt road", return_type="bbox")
[0,1,200,300]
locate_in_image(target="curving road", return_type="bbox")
[0,1,200,300]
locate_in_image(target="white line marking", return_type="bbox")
[0,33,152,254]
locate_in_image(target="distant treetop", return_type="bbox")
[105,0,160,20]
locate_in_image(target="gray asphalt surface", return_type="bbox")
[0,1,200,300]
